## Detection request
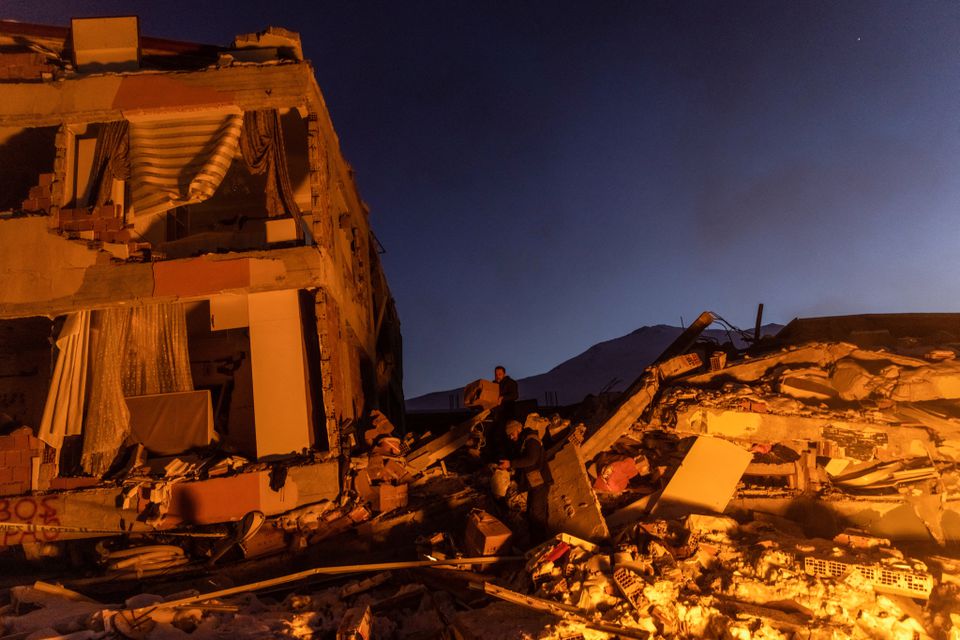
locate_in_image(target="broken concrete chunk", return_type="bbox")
[831,359,876,400]
[685,513,740,537]
[778,367,836,400]
[685,342,860,385]
[546,442,610,542]
[336,604,372,640]
[659,352,703,379]
[892,360,960,401]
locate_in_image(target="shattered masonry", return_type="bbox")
[0,16,403,543]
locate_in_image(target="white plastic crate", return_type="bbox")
[804,556,933,599]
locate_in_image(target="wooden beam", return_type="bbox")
[406,409,490,472]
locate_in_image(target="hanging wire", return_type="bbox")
[708,311,756,346]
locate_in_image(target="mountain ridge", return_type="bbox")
[406,322,783,411]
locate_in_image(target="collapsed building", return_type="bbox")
[4,308,960,638]
[0,17,403,551]
[1,16,960,640]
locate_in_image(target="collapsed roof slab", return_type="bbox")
[729,494,960,545]
[673,406,947,462]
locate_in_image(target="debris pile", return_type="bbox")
[509,520,956,639]
[5,309,960,638]
[2,518,957,639]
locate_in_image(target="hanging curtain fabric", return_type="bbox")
[81,302,194,475]
[37,311,91,456]
[89,120,131,207]
[240,109,306,230]
[127,109,243,218]
[81,307,131,476]
[121,302,194,397]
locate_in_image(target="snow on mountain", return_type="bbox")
[405,323,783,411]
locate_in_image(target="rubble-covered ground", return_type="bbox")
[2,507,958,639]
[4,333,960,639]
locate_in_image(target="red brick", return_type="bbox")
[38,173,54,187]
[93,204,121,219]
[69,219,94,231]
[0,436,15,450]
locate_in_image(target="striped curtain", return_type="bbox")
[128,109,243,217]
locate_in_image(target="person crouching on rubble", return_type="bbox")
[499,420,550,542]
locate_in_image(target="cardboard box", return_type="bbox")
[463,379,500,410]
[464,509,512,556]
[374,483,408,513]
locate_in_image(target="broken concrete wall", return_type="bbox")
[0,22,402,494]
[546,442,610,542]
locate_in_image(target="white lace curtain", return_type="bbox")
[81,302,193,475]
[38,311,91,454]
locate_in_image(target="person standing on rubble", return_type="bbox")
[499,420,550,542]
[490,365,519,458]
[494,365,518,418]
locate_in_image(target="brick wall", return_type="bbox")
[20,172,54,213]
[0,52,55,81]
[0,427,56,497]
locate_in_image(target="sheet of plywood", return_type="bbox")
[653,436,752,516]
[248,290,311,458]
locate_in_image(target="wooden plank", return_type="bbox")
[406,409,489,472]
[652,437,752,516]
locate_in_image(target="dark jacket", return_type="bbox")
[498,375,519,418]
[511,428,549,491]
